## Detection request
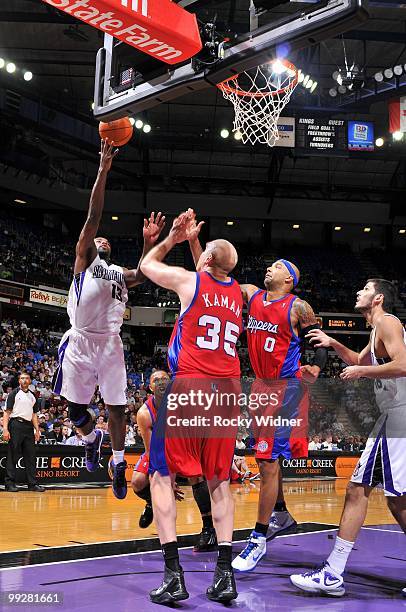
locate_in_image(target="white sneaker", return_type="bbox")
[267,510,297,541]
[290,561,345,597]
[232,531,266,572]
[402,587,406,597]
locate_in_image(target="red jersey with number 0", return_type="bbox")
[168,271,243,378]
[247,290,301,379]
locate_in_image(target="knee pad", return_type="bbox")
[68,402,91,428]
[192,480,211,515]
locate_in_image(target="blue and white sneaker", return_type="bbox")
[290,561,345,597]
[84,429,103,472]
[402,587,406,597]
[109,458,128,499]
[232,531,266,572]
[267,510,297,541]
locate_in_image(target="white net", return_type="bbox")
[217,60,298,147]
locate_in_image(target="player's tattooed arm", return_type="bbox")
[292,299,324,383]
[291,298,318,331]
[75,139,118,275]
[140,211,197,311]
[124,212,166,288]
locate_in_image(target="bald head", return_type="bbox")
[197,239,238,275]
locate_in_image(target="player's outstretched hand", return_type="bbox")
[143,211,166,246]
[173,483,185,502]
[169,209,192,244]
[340,365,365,381]
[185,209,204,242]
[99,138,119,172]
[300,364,320,384]
[306,328,331,348]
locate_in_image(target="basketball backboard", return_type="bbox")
[94,0,368,121]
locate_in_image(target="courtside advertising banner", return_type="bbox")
[42,0,202,64]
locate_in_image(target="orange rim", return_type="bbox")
[217,59,298,99]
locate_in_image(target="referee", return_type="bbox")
[3,372,45,492]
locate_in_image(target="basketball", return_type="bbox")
[98,117,133,146]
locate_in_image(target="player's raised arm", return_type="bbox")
[140,211,197,308]
[74,139,118,275]
[124,212,166,288]
[341,316,406,381]
[185,208,204,266]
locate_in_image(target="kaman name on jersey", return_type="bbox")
[247,315,279,334]
[93,265,125,288]
[201,292,242,318]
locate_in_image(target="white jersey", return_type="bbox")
[371,314,406,413]
[67,254,128,335]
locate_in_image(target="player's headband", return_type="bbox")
[280,259,298,288]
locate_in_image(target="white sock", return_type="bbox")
[82,430,97,444]
[112,449,125,465]
[327,536,354,575]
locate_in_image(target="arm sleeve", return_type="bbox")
[6,388,17,411]
[300,324,328,371]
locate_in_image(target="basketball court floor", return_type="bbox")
[0,479,404,610]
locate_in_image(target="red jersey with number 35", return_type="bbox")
[247,290,301,379]
[168,271,243,378]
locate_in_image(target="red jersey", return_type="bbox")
[247,290,301,379]
[168,271,243,378]
[145,395,157,424]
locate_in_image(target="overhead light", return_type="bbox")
[14,198,27,204]
[135,119,143,129]
[364,227,371,233]
[129,117,135,126]
[143,124,151,133]
[310,81,318,93]
[220,128,229,139]
[6,62,16,73]
[0,58,4,69]
[336,72,343,86]
[374,72,383,82]
[234,130,243,141]
[297,70,304,83]
[384,67,394,79]
[332,70,340,81]
[394,65,403,76]
[393,131,404,141]
[23,71,33,81]
[271,59,286,75]
[292,224,300,229]
[399,229,406,234]
[91,102,95,110]
[375,137,384,147]
[226,221,234,226]
[337,84,347,94]
[334,226,342,231]
[302,74,309,87]
[329,87,338,97]
[111,216,119,221]
[305,78,313,90]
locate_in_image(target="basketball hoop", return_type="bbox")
[217,59,298,147]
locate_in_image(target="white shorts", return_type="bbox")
[53,329,127,406]
[351,408,406,497]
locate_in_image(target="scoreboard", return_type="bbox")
[316,314,370,333]
[279,116,375,153]
[296,118,347,151]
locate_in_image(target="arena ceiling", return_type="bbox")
[1,0,406,216]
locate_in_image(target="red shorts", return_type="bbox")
[250,378,309,461]
[134,451,149,475]
[149,376,240,481]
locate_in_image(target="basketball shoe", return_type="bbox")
[231,531,266,572]
[206,566,238,602]
[267,510,297,541]
[108,458,128,499]
[290,561,345,596]
[194,527,217,552]
[139,503,153,528]
[402,587,406,597]
[84,429,103,472]
[149,567,189,604]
